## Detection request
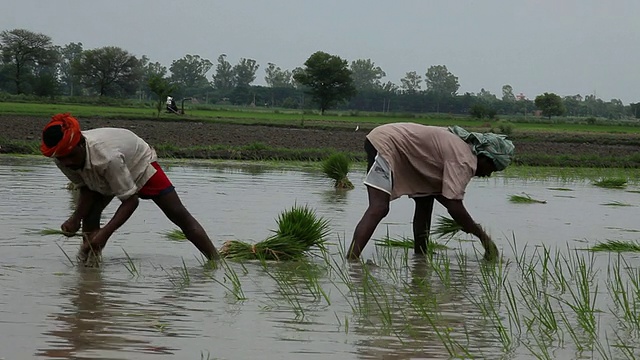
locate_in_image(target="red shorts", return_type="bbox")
[138,162,175,199]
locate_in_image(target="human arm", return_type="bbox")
[84,194,139,252]
[61,186,95,235]
[435,196,497,259]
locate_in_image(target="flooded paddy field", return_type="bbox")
[2,156,640,359]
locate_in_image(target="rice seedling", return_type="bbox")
[600,201,633,207]
[509,193,547,204]
[122,248,140,277]
[374,235,450,252]
[588,240,640,253]
[593,178,627,189]
[322,152,354,189]
[206,259,247,301]
[36,228,82,237]
[548,187,574,191]
[162,229,187,241]
[431,215,463,240]
[220,204,330,261]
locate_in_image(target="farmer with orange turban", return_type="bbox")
[41,113,219,265]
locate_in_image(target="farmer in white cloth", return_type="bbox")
[347,123,515,260]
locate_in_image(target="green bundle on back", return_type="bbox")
[220,204,331,261]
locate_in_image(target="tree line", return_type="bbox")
[1,28,638,120]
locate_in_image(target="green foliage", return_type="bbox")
[148,74,176,118]
[163,229,187,241]
[509,193,547,204]
[220,204,330,261]
[0,28,57,94]
[425,65,459,96]
[322,152,354,189]
[350,59,386,91]
[589,240,640,253]
[469,103,497,120]
[431,215,463,239]
[73,46,141,96]
[292,51,356,114]
[534,92,566,119]
[593,178,627,189]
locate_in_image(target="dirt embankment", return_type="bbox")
[2,116,640,167]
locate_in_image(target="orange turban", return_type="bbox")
[40,113,82,157]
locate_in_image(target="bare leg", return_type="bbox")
[347,186,390,259]
[153,189,220,260]
[412,196,435,255]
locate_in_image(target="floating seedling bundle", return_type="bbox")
[219,204,331,261]
[322,153,354,189]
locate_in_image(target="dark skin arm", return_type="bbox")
[82,195,139,253]
[435,195,498,259]
[61,186,95,235]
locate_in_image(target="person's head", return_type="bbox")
[40,113,86,170]
[475,154,498,177]
[448,125,515,177]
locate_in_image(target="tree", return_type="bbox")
[169,54,212,94]
[59,42,83,96]
[350,59,386,91]
[534,92,566,119]
[72,46,140,96]
[148,74,176,118]
[233,58,259,88]
[293,51,356,114]
[400,71,422,93]
[502,84,515,102]
[211,54,234,95]
[264,62,292,88]
[425,65,459,95]
[425,65,459,112]
[0,28,57,94]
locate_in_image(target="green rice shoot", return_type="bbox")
[588,240,640,253]
[509,193,547,204]
[36,228,82,237]
[601,201,634,207]
[431,215,463,240]
[374,235,450,251]
[163,229,187,241]
[322,152,354,189]
[593,177,627,189]
[220,204,330,261]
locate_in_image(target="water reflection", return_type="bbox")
[350,255,503,359]
[36,268,176,359]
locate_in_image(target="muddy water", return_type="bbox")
[1,156,640,359]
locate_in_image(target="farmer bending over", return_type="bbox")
[347,123,515,260]
[40,113,220,264]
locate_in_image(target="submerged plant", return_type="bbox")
[593,178,627,189]
[509,193,547,204]
[601,201,633,207]
[322,152,354,189]
[220,204,330,261]
[374,235,450,252]
[589,240,640,253]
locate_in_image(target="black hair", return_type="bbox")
[42,125,63,147]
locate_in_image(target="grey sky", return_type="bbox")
[4,0,639,104]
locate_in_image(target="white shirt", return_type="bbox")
[56,128,158,201]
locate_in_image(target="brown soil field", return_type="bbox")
[1,115,640,166]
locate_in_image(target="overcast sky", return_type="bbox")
[3,0,639,104]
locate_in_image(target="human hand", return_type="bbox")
[61,217,81,236]
[84,228,111,253]
[482,237,499,262]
